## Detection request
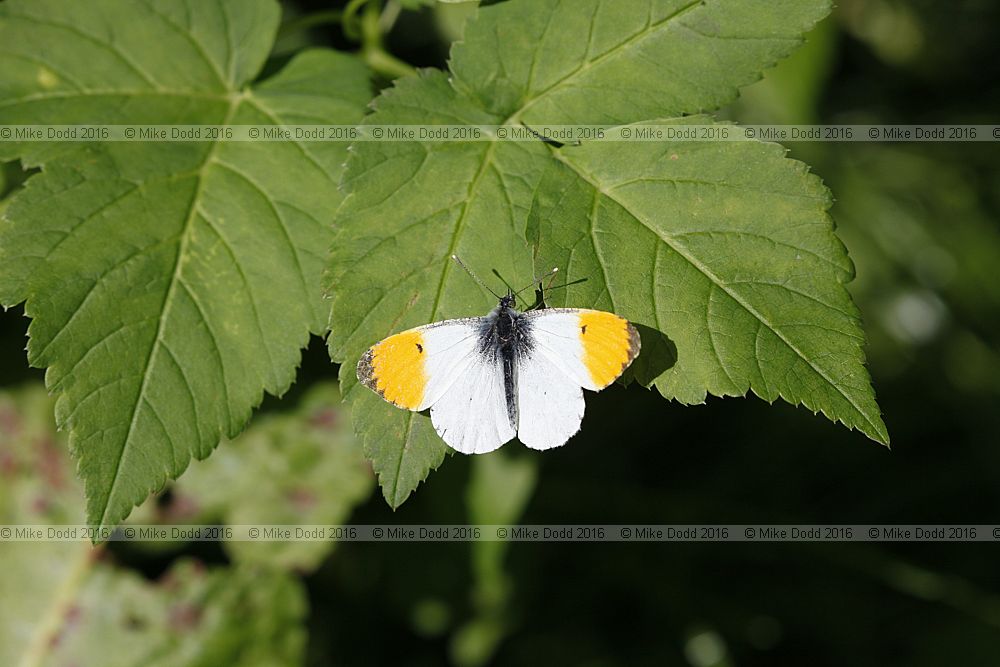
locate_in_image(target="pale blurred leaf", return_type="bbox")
[169,383,373,571]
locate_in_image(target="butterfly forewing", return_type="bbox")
[357,316,517,453]
[357,318,481,411]
[522,308,641,390]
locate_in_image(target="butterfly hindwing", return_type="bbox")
[515,346,585,450]
[430,348,515,454]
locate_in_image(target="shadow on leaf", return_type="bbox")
[620,324,677,388]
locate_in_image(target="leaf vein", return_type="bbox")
[98,97,240,527]
[554,151,883,437]
[159,339,205,451]
[138,0,228,88]
[675,229,845,274]
[5,12,162,89]
[196,205,278,384]
[210,158,312,331]
[504,0,702,124]
[32,233,179,366]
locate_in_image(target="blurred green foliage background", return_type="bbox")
[2,0,1000,665]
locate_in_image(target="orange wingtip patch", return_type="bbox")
[578,311,641,388]
[357,329,427,410]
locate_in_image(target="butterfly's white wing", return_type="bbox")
[430,347,515,454]
[515,348,585,450]
[523,308,641,390]
[516,308,640,450]
[357,316,516,454]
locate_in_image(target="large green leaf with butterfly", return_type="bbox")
[0,0,888,525]
[326,0,888,508]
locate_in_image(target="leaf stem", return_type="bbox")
[342,0,371,41]
[18,543,102,667]
[378,0,403,34]
[364,48,418,80]
[360,0,416,79]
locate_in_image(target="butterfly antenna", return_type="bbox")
[543,267,560,291]
[451,255,501,299]
[513,266,559,298]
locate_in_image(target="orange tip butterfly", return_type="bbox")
[357,256,640,454]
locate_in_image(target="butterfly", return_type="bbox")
[356,256,640,454]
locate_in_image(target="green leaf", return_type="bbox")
[169,383,373,572]
[53,560,307,667]
[534,117,887,443]
[0,386,84,667]
[0,0,371,528]
[328,0,883,508]
[327,70,550,507]
[450,0,829,124]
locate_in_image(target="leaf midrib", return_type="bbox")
[379,137,500,504]
[551,148,887,443]
[500,0,703,126]
[97,94,244,528]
